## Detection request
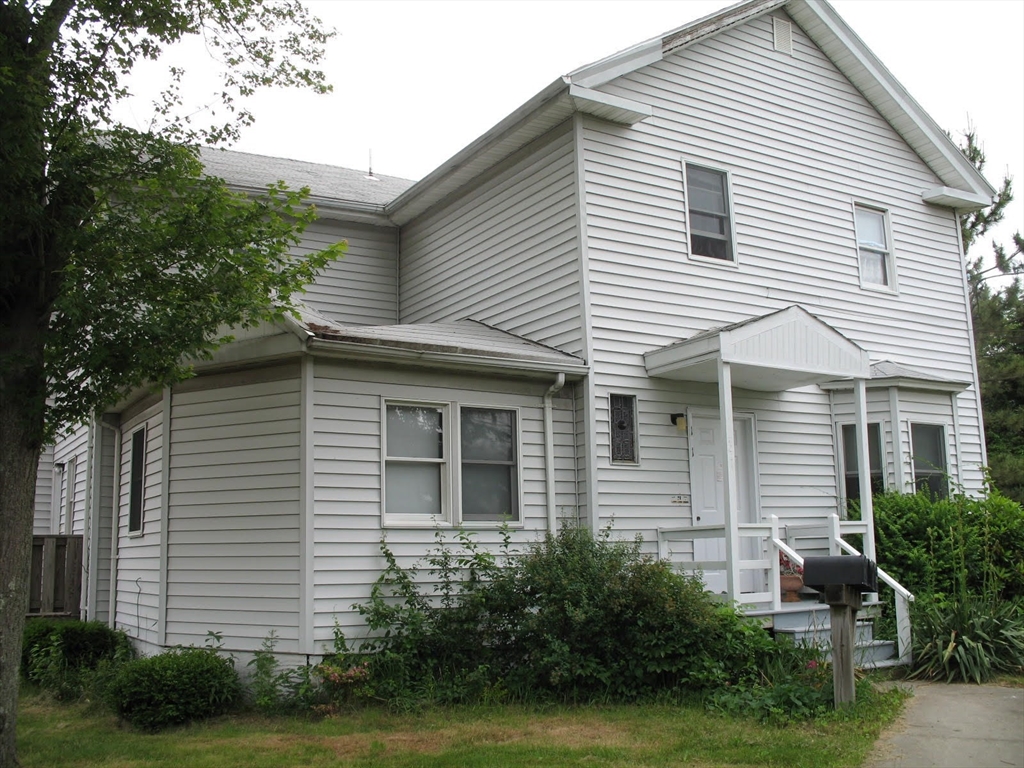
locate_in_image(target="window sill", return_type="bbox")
[687,253,740,269]
[858,281,898,295]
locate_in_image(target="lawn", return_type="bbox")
[18,686,906,768]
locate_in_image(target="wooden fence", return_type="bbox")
[28,535,83,618]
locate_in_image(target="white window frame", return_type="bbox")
[127,427,147,535]
[63,455,77,534]
[910,422,949,500]
[837,421,885,508]
[682,159,739,266]
[381,400,451,527]
[608,393,640,466]
[853,203,898,292]
[457,403,523,527]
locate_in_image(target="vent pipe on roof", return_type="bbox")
[365,149,380,181]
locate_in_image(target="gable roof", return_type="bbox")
[387,0,994,224]
[643,305,870,391]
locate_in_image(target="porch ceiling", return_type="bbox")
[643,306,870,391]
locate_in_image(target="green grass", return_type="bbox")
[17,686,906,768]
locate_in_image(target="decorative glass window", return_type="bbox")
[460,407,519,522]
[854,205,894,288]
[685,164,734,261]
[841,423,884,507]
[128,428,146,534]
[609,394,638,464]
[911,423,948,500]
[384,403,446,520]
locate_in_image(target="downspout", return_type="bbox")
[544,373,566,534]
[101,420,121,629]
[82,421,97,619]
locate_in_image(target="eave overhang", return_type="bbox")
[819,360,970,393]
[644,306,869,391]
[386,81,651,226]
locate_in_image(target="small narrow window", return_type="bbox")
[128,428,146,534]
[854,205,894,288]
[384,403,446,520]
[911,423,948,500]
[841,423,884,508]
[610,394,638,464]
[460,407,519,522]
[63,456,77,534]
[685,164,734,261]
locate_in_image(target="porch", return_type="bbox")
[643,306,914,665]
[657,514,914,666]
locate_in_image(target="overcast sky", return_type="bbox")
[119,0,1024,254]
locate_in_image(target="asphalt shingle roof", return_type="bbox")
[200,148,415,207]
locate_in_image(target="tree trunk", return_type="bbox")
[0,313,47,768]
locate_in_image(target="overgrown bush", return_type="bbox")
[867,489,1024,681]
[106,647,241,731]
[246,631,319,714]
[22,619,134,700]
[871,490,1024,601]
[354,525,796,709]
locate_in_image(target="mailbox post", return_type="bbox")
[803,556,878,708]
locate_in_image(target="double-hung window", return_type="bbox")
[684,163,734,261]
[384,403,447,522]
[854,205,895,289]
[383,401,520,525]
[461,407,519,522]
[911,423,948,500]
[840,423,884,508]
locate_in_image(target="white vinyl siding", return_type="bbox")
[115,401,163,649]
[311,362,576,644]
[165,365,302,652]
[53,423,89,535]
[300,219,399,325]
[33,445,54,534]
[400,122,585,357]
[576,9,985,536]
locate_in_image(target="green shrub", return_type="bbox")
[871,490,1024,601]
[22,619,135,700]
[107,647,241,731]
[909,594,1024,683]
[355,525,789,708]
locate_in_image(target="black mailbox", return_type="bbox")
[803,555,878,592]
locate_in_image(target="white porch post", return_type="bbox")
[718,359,740,601]
[853,378,876,563]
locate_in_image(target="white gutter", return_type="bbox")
[544,373,566,534]
[306,336,587,378]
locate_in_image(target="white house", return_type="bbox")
[37,0,993,664]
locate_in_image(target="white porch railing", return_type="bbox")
[657,513,914,665]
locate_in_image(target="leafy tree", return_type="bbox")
[956,130,1024,503]
[0,2,341,763]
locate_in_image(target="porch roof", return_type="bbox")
[643,306,870,391]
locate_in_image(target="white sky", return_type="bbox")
[119,0,1024,256]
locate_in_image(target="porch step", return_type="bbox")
[760,602,902,669]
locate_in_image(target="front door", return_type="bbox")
[689,412,759,594]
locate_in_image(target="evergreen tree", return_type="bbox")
[958,130,1024,502]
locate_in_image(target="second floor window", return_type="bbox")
[854,205,895,288]
[685,163,734,261]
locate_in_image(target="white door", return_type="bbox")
[689,413,759,594]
